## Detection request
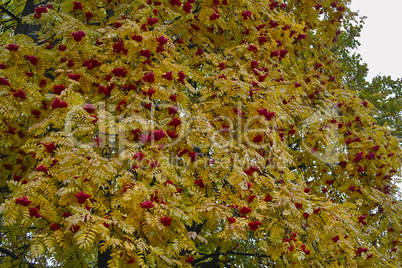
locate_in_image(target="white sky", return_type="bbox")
[349,0,402,81]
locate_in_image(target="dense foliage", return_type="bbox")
[0,0,401,267]
[359,76,402,139]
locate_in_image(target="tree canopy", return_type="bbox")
[359,76,402,139]
[0,0,401,267]
[332,12,402,140]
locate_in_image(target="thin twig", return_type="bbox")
[0,4,20,22]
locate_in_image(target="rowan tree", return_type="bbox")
[0,0,401,267]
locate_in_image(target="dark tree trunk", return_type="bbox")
[98,246,112,268]
[14,0,40,41]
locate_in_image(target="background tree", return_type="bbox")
[328,11,367,91]
[0,0,401,267]
[330,9,402,139]
[359,76,402,139]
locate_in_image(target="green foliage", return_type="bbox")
[360,76,402,139]
[333,13,369,92]
[331,9,402,140]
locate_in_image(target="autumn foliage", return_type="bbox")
[0,0,401,267]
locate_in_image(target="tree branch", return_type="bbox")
[37,33,56,45]
[0,5,20,22]
[0,186,10,193]
[226,251,272,258]
[288,164,307,170]
[0,247,37,268]
[194,250,272,265]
